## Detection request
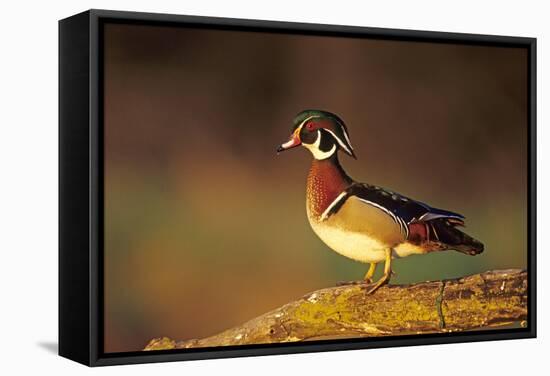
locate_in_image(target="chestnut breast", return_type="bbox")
[306,159,351,221]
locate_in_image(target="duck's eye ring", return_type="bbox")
[306,122,314,130]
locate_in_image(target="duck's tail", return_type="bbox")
[430,218,484,256]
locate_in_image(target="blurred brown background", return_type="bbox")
[103,23,528,353]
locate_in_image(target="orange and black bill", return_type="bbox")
[277,128,301,153]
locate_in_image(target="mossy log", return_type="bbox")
[145,269,527,350]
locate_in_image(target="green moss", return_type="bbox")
[443,293,524,326]
[144,337,176,351]
[293,287,440,330]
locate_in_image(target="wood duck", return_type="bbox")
[277,110,484,294]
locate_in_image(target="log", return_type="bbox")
[144,269,527,350]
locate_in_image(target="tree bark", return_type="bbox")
[144,269,527,350]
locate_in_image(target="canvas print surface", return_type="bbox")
[103,22,528,353]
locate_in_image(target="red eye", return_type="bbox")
[306,122,314,130]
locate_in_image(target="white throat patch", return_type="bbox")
[303,130,337,160]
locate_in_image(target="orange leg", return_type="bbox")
[364,263,377,284]
[366,249,392,294]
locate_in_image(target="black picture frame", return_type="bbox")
[59,9,537,367]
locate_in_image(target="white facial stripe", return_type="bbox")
[282,119,310,149]
[284,115,315,148]
[330,118,354,152]
[297,115,319,130]
[324,128,353,155]
[296,114,353,158]
[340,126,353,151]
[303,130,336,160]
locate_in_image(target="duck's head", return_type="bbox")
[277,110,356,160]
